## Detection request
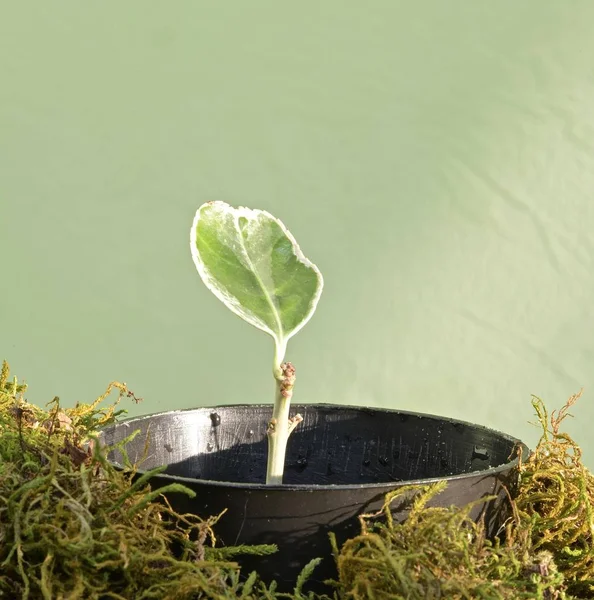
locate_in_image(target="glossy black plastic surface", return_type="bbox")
[100,404,527,589]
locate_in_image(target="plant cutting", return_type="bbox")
[190,201,324,484]
[100,202,528,589]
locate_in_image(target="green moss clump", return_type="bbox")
[515,392,594,597]
[0,362,285,599]
[329,483,565,599]
[328,392,594,599]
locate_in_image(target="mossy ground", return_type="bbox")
[0,363,592,599]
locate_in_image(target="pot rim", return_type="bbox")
[101,402,530,491]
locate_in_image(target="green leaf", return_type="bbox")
[190,201,323,364]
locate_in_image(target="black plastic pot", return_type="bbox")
[100,404,527,590]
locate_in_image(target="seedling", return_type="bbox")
[190,201,324,484]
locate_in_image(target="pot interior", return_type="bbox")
[102,403,522,486]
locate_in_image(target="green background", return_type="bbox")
[2,3,593,467]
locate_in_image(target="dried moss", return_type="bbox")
[0,362,286,599]
[514,392,594,597]
[328,483,566,599]
[328,392,594,600]
[1,361,593,599]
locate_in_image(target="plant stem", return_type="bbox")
[266,361,302,484]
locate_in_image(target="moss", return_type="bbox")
[0,362,280,599]
[514,392,594,597]
[327,392,593,599]
[0,361,593,599]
